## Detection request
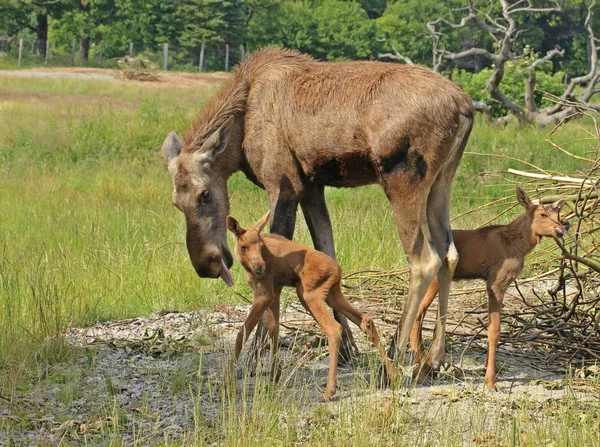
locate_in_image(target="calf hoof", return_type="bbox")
[320,390,337,402]
[485,377,499,391]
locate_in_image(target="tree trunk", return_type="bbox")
[36,13,48,57]
[79,30,89,62]
[525,72,537,113]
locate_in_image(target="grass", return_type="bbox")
[0,70,598,444]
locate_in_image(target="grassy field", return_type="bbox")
[1,72,599,445]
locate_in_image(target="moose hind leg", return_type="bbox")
[385,189,442,366]
[424,113,471,371]
[301,184,357,363]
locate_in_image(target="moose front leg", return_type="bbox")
[301,184,358,362]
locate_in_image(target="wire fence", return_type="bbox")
[0,36,245,72]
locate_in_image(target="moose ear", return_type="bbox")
[226,215,245,237]
[551,199,566,211]
[162,132,182,165]
[516,187,533,209]
[254,211,271,233]
[199,116,235,163]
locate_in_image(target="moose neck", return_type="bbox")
[505,213,539,257]
[184,75,250,178]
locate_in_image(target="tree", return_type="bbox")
[379,0,600,125]
[313,0,376,61]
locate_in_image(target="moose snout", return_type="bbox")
[252,264,266,275]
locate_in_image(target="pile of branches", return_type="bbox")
[116,55,161,82]
[500,103,600,368]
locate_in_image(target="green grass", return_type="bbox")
[0,72,598,444]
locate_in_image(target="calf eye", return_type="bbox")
[540,213,547,218]
[241,246,247,252]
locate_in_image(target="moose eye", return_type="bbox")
[200,190,210,203]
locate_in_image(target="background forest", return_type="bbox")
[0,0,596,70]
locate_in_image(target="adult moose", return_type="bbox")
[161,48,473,369]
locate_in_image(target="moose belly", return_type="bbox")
[304,152,378,187]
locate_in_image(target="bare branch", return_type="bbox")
[529,48,565,69]
[379,52,414,65]
[442,47,497,62]
[377,38,414,65]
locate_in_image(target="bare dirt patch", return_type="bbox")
[1,284,598,445]
[0,67,231,88]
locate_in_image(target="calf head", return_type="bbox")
[516,187,569,240]
[162,117,235,285]
[227,212,271,277]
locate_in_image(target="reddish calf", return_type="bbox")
[227,212,398,400]
[410,187,569,389]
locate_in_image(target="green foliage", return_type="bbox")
[313,0,376,61]
[376,0,459,66]
[452,58,567,117]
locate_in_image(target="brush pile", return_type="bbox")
[502,104,600,369]
[117,55,161,82]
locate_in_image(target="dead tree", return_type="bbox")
[380,0,600,126]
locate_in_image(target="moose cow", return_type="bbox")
[161,48,473,369]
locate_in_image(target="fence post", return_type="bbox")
[71,38,76,65]
[199,43,205,72]
[240,44,245,61]
[163,43,168,70]
[98,40,104,67]
[18,39,23,67]
[225,43,229,72]
[129,42,133,58]
[30,40,35,53]
[45,40,50,66]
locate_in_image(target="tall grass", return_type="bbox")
[0,73,594,395]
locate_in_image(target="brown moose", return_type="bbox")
[227,211,398,400]
[409,187,569,389]
[161,48,474,365]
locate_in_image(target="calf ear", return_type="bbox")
[162,132,182,165]
[226,216,245,237]
[255,211,271,233]
[516,187,533,209]
[551,199,566,211]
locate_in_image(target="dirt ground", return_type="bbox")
[2,283,598,445]
[0,67,231,88]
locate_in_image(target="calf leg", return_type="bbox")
[485,281,506,390]
[326,284,398,382]
[235,294,274,361]
[301,287,342,400]
[266,289,282,382]
[301,184,357,362]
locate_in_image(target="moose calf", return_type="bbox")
[227,211,398,400]
[410,187,569,390]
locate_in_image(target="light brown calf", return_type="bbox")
[227,212,398,400]
[410,187,569,390]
